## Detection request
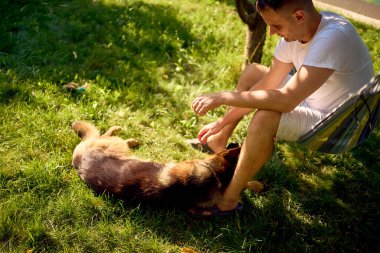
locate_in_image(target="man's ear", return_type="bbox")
[293,9,305,22]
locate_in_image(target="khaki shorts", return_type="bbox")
[276,105,326,141]
[275,75,326,141]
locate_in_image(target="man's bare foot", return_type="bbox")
[215,198,240,212]
[188,201,243,218]
[205,135,228,153]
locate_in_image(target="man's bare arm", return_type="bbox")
[193,65,334,115]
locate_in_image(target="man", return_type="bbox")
[190,0,374,216]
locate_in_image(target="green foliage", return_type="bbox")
[0,0,379,252]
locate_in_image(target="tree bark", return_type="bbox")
[235,0,267,69]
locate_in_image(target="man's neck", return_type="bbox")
[300,11,322,43]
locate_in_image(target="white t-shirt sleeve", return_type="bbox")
[303,29,349,71]
[274,38,293,63]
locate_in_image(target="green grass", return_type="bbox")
[1,0,379,252]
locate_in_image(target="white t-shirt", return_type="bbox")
[274,11,374,114]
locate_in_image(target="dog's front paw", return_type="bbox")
[103,126,122,136]
[126,138,140,148]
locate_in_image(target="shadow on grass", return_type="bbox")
[120,131,378,251]
[115,129,379,252]
[0,0,195,109]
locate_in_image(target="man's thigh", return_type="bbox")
[276,106,326,142]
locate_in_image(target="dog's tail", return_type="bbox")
[71,121,100,140]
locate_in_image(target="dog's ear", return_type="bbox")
[222,146,241,160]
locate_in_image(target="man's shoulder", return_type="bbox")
[319,11,354,33]
[320,11,348,23]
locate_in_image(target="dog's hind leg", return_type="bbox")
[72,121,100,140]
[102,126,122,136]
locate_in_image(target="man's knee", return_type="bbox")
[236,63,268,91]
[248,110,281,136]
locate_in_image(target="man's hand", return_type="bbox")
[191,92,224,116]
[197,120,224,143]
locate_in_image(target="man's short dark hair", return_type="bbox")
[256,0,285,10]
[256,0,312,11]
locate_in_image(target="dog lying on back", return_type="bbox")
[71,121,242,209]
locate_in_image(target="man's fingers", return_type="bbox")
[198,127,215,143]
[194,103,208,116]
[191,98,199,109]
[192,97,205,115]
[197,128,208,142]
[192,95,205,107]
[198,126,214,143]
[199,131,210,143]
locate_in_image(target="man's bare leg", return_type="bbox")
[215,110,281,212]
[205,63,270,153]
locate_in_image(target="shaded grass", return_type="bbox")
[0,0,379,252]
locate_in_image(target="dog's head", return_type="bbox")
[218,146,241,170]
[205,146,241,186]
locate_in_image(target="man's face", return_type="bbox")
[259,7,301,42]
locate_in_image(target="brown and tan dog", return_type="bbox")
[71,121,243,209]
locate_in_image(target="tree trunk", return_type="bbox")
[235,0,267,69]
